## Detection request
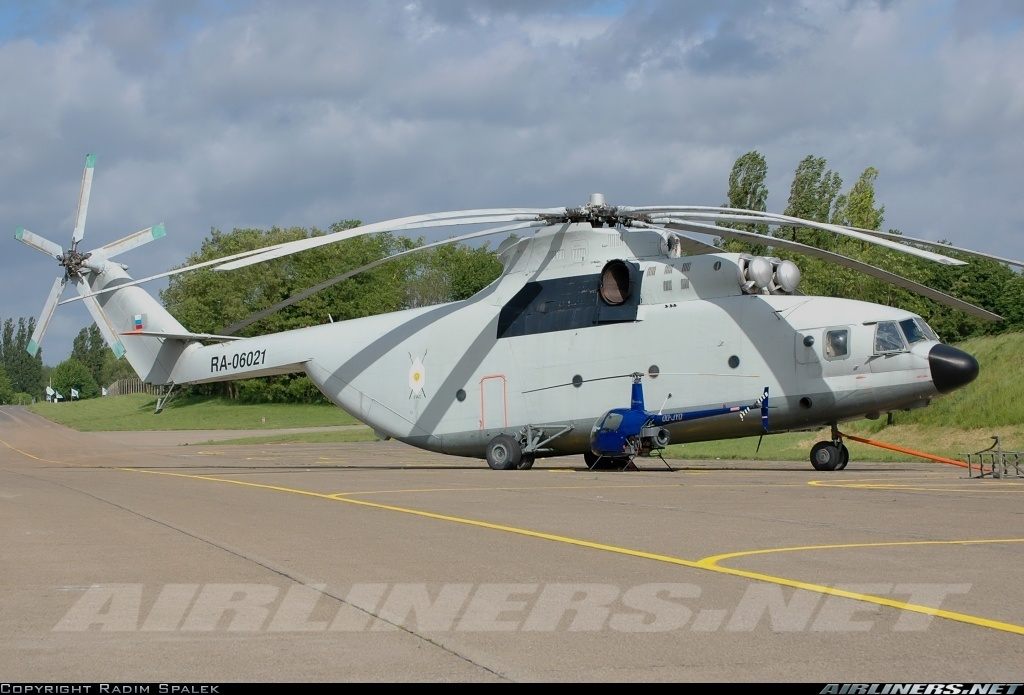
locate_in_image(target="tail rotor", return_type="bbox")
[15,153,164,357]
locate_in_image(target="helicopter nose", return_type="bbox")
[929,343,980,394]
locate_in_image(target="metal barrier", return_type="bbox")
[104,377,161,397]
[963,436,1024,479]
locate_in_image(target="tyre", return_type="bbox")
[486,434,522,470]
[836,444,850,470]
[810,441,840,471]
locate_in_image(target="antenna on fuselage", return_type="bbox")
[658,393,672,415]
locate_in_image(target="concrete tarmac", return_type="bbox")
[1,405,1022,682]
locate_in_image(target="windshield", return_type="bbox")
[900,318,924,345]
[874,322,906,353]
[900,317,938,344]
[598,412,624,433]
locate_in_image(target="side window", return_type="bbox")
[824,329,849,360]
[874,321,906,353]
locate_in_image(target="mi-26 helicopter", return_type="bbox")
[17,155,1021,472]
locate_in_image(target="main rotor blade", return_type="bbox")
[59,244,290,305]
[219,221,544,335]
[215,208,565,271]
[71,277,126,358]
[72,153,96,245]
[630,206,966,266]
[89,224,166,262]
[841,225,1024,269]
[27,276,66,356]
[15,227,63,260]
[659,219,1002,321]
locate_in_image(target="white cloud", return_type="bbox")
[1,0,1022,362]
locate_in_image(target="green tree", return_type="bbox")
[405,242,504,308]
[920,251,1015,341]
[50,358,100,400]
[721,155,1014,335]
[1,317,44,397]
[831,167,884,230]
[720,151,770,254]
[160,222,422,401]
[161,222,420,337]
[726,151,769,216]
[774,156,843,297]
[996,273,1024,332]
[782,155,843,241]
[71,324,112,387]
[0,364,13,404]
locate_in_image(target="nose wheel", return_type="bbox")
[810,428,849,471]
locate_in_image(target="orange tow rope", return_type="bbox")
[839,431,968,469]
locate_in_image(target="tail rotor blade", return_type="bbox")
[71,153,96,245]
[16,227,63,260]
[27,276,66,356]
[89,223,165,262]
[72,278,126,358]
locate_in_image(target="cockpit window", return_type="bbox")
[899,318,925,345]
[824,329,849,359]
[902,317,938,343]
[874,321,906,353]
[899,318,935,345]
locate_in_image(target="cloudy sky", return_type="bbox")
[1,0,1022,363]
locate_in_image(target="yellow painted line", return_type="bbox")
[1,438,75,465]
[121,466,1024,636]
[700,538,1024,566]
[697,539,1024,635]
[810,479,1024,492]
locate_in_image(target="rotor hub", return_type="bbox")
[59,247,92,278]
[544,194,629,228]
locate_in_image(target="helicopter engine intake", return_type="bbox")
[736,254,801,295]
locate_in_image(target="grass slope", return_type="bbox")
[26,393,363,431]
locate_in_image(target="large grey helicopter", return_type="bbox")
[18,155,1019,471]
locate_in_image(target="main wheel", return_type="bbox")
[836,444,850,470]
[485,435,522,470]
[517,456,535,470]
[810,441,840,471]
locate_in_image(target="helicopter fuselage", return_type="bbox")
[156,222,975,462]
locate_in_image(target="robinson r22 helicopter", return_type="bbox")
[17,155,1021,471]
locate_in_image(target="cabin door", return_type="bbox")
[480,375,508,430]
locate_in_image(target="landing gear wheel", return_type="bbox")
[517,456,535,470]
[583,451,600,470]
[486,435,522,470]
[810,441,840,471]
[836,444,849,470]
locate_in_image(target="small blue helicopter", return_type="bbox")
[586,373,769,470]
